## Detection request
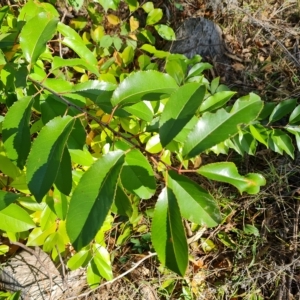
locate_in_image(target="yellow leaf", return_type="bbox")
[5,44,19,61]
[80,74,89,82]
[107,14,120,25]
[101,114,112,124]
[96,109,105,116]
[86,131,95,146]
[113,51,123,66]
[128,34,137,41]
[130,16,139,32]
[91,26,105,43]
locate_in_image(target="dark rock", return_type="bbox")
[168,17,227,61]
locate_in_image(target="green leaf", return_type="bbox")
[2,96,34,169]
[140,44,170,59]
[50,190,68,220]
[67,119,86,150]
[40,96,68,124]
[151,187,188,276]
[0,190,19,211]
[159,83,206,147]
[124,0,138,11]
[87,258,101,289]
[123,101,154,122]
[167,170,220,227]
[97,0,121,11]
[187,62,212,79]
[269,98,297,123]
[74,80,116,103]
[0,151,21,179]
[26,116,75,202]
[18,1,59,21]
[30,74,73,94]
[258,102,276,120]
[93,245,113,280]
[269,129,294,158]
[111,70,178,107]
[142,2,154,12]
[20,12,58,65]
[165,59,186,85]
[0,244,9,255]
[67,249,91,270]
[249,124,269,147]
[285,125,300,151]
[289,104,300,124]
[145,134,163,153]
[198,162,266,194]
[199,91,236,113]
[0,204,35,232]
[57,22,98,66]
[121,149,156,199]
[51,57,99,76]
[54,147,73,195]
[154,24,176,41]
[112,185,133,217]
[121,46,134,67]
[183,93,263,159]
[0,6,9,27]
[27,224,56,246]
[243,224,259,236]
[68,0,84,10]
[69,148,94,166]
[146,8,163,25]
[66,150,124,251]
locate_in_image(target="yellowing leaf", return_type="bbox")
[107,14,120,25]
[5,44,19,62]
[128,34,137,41]
[129,16,139,32]
[113,51,122,66]
[101,114,111,123]
[91,25,105,43]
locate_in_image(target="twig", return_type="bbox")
[28,77,141,150]
[10,242,53,300]
[66,252,157,299]
[55,245,68,291]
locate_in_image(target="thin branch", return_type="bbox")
[66,252,157,299]
[28,77,141,150]
[55,245,68,290]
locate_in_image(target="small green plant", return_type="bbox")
[0,0,300,293]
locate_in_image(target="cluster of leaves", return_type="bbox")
[0,0,298,292]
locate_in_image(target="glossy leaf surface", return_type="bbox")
[121,149,156,199]
[66,150,124,251]
[151,187,188,276]
[183,94,263,159]
[20,12,58,64]
[0,204,35,232]
[26,116,75,202]
[269,98,297,123]
[111,70,178,106]
[159,83,205,147]
[198,162,266,194]
[57,22,98,66]
[2,96,34,169]
[167,170,221,227]
[51,57,99,76]
[0,190,19,211]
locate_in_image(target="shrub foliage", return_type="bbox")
[0,0,299,288]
